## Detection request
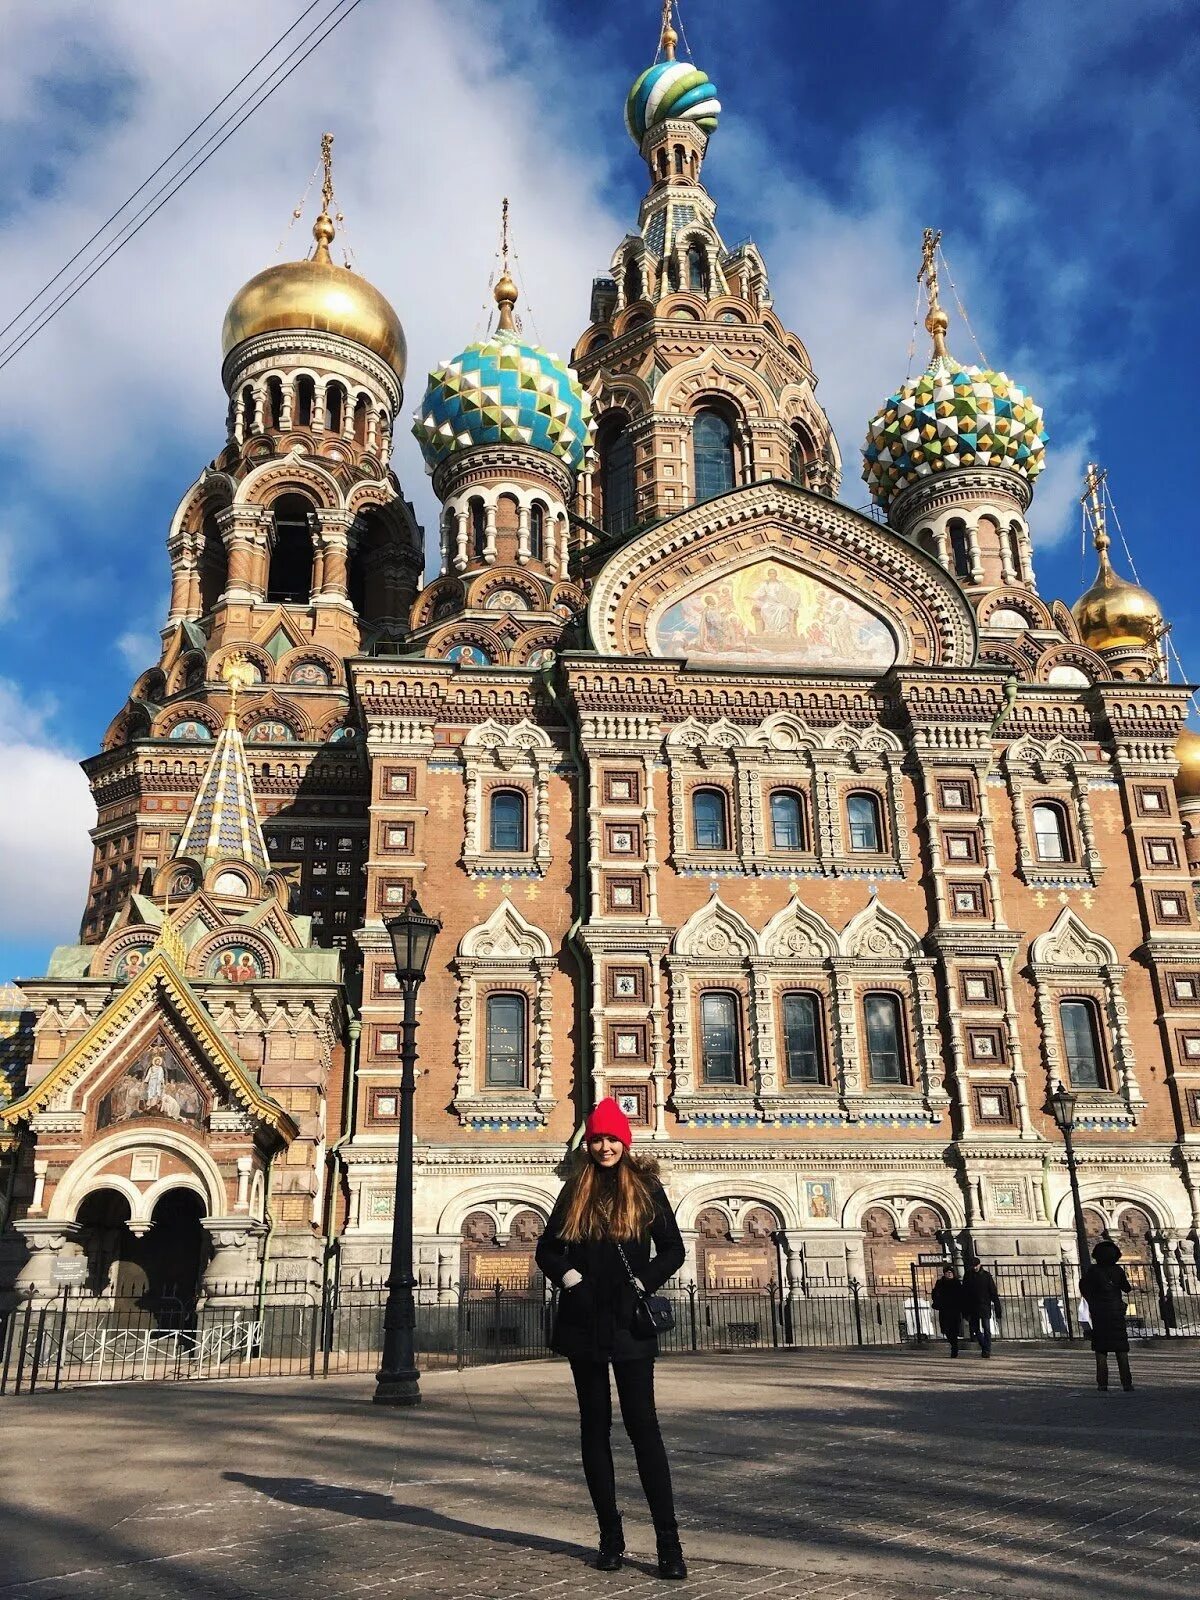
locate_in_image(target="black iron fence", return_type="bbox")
[3,1258,1197,1395]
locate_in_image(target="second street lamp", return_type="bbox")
[1048,1080,1092,1272]
[374,892,441,1407]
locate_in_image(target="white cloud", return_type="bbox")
[0,680,94,949]
[115,630,159,674]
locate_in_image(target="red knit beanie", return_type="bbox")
[585,1096,633,1147]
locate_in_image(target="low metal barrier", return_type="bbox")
[2,1257,1195,1394]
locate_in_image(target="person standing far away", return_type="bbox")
[1079,1237,1135,1391]
[930,1264,965,1357]
[536,1097,688,1579]
[960,1258,1002,1357]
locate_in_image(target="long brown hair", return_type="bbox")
[558,1147,657,1242]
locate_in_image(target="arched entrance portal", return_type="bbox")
[76,1189,138,1296]
[141,1189,208,1301]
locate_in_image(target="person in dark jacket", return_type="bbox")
[1079,1238,1134,1391]
[536,1097,687,1579]
[930,1265,964,1356]
[960,1261,1001,1357]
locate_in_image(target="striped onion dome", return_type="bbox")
[625,56,721,147]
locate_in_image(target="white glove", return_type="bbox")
[561,1268,583,1289]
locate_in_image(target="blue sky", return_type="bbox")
[1,0,1197,982]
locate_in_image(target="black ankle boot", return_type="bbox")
[657,1530,687,1580]
[596,1517,625,1571]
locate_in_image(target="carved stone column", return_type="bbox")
[201,1219,268,1304]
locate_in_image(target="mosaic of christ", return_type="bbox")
[652,560,896,670]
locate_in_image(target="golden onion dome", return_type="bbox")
[221,209,406,382]
[1072,546,1163,652]
[1175,727,1200,800]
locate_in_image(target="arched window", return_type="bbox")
[1059,998,1105,1088]
[353,394,370,445]
[485,994,527,1088]
[489,790,526,852]
[1032,801,1071,863]
[1007,522,1023,576]
[598,416,636,535]
[700,991,741,1085]
[692,788,729,850]
[241,385,255,436]
[948,520,971,579]
[789,424,816,486]
[656,148,669,180]
[770,790,805,851]
[673,144,685,175]
[198,509,227,614]
[782,992,823,1084]
[266,377,284,430]
[529,502,545,563]
[623,259,642,306]
[666,255,681,292]
[267,494,315,604]
[324,382,344,434]
[470,498,487,559]
[693,408,736,503]
[686,243,708,294]
[864,993,906,1084]
[846,792,882,853]
[294,375,315,429]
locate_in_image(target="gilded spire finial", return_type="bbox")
[1083,461,1112,565]
[918,227,950,361]
[312,131,336,264]
[222,653,256,729]
[660,0,678,60]
[493,196,519,333]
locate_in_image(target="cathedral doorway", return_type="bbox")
[75,1188,139,1297]
[140,1188,208,1302]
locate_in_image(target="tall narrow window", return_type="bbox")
[294,375,314,429]
[948,520,971,578]
[864,993,905,1085]
[489,790,526,852]
[599,418,636,535]
[266,377,284,430]
[673,144,685,175]
[782,993,823,1084]
[353,394,370,445]
[847,792,882,853]
[789,425,815,486]
[692,788,729,850]
[529,502,545,563]
[1032,801,1070,863]
[623,259,642,306]
[267,495,315,604]
[325,382,344,434]
[1007,523,1023,576]
[241,385,255,435]
[693,408,736,502]
[1060,999,1104,1088]
[470,499,487,559]
[700,992,740,1085]
[686,243,708,293]
[485,994,526,1087]
[770,791,804,851]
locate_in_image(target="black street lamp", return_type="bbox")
[1047,1081,1092,1272]
[374,892,441,1407]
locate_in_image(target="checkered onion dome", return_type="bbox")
[413,334,594,474]
[625,58,721,146]
[862,355,1047,510]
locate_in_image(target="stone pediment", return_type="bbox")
[1,951,295,1142]
[587,481,976,669]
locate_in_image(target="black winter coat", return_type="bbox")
[1080,1261,1132,1353]
[960,1267,1000,1320]
[930,1276,964,1328]
[536,1180,685,1362]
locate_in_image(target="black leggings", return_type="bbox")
[569,1356,677,1533]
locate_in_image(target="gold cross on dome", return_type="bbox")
[320,131,335,215]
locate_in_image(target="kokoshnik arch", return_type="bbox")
[3,8,1200,1306]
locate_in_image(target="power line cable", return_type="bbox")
[0,0,330,347]
[0,0,365,375]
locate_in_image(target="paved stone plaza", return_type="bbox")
[2,1348,1198,1599]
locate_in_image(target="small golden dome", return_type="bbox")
[1072,553,1163,652]
[221,212,406,381]
[1176,727,1200,800]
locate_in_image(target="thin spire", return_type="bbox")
[175,655,270,875]
[918,226,949,361]
[1083,461,1112,567]
[312,131,336,265]
[493,196,519,333]
[659,0,678,60]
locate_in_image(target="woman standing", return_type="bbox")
[536,1097,687,1578]
[1079,1238,1134,1391]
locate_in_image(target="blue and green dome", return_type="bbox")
[413,330,593,475]
[625,58,721,147]
[862,354,1047,510]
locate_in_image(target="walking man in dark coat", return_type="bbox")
[930,1265,964,1357]
[1079,1238,1134,1391]
[961,1260,1001,1357]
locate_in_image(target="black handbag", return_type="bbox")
[616,1242,675,1339]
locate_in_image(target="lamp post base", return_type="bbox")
[373,1367,422,1406]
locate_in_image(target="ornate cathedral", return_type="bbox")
[4,11,1200,1306]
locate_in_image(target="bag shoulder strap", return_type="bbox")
[614,1240,642,1291]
